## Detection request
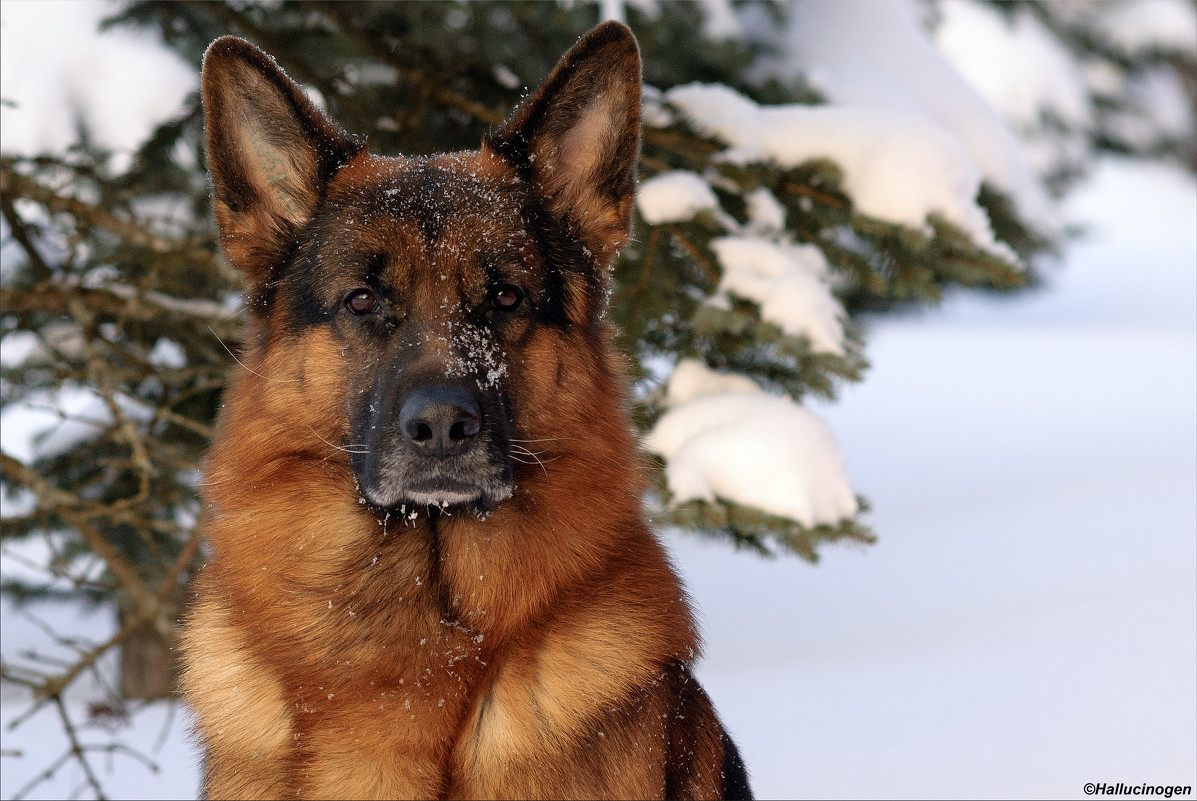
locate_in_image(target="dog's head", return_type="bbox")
[201,24,641,513]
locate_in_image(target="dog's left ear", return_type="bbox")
[487,21,641,265]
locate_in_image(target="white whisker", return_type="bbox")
[208,325,301,383]
[306,425,369,455]
[510,445,549,475]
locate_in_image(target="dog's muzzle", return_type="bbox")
[351,379,513,510]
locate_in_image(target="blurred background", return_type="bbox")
[1,1,1194,798]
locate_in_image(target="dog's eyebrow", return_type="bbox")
[363,252,387,286]
[482,259,506,289]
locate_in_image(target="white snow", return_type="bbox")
[674,157,1197,798]
[934,1,1197,177]
[934,0,1093,177]
[667,83,1013,256]
[698,0,741,41]
[1105,66,1197,150]
[0,0,196,165]
[776,0,1058,232]
[743,187,785,233]
[665,359,759,407]
[708,236,846,355]
[640,85,674,128]
[598,0,662,25]
[1095,0,1197,57]
[147,338,187,369]
[635,170,719,224]
[647,377,857,528]
[0,331,39,368]
[492,64,520,90]
[0,385,154,463]
[936,1,1092,132]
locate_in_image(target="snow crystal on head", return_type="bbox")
[441,319,509,390]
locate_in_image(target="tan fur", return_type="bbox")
[183,22,747,801]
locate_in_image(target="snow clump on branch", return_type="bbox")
[646,360,857,528]
[636,171,720,224]
[708,237,847,356]
[666,83,1013,260]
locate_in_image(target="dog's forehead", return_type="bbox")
[334,154,516,230]
[323,153,534,278]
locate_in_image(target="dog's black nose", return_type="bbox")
[399,385,481,457]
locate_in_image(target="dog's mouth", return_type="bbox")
[355,455,514,514]
[376,476,512,510]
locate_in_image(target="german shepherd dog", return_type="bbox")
[181,21,751,800]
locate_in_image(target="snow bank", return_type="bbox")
[646,377,857,527]
[636,170,720,224]
[667,83,1011,255]
[774,0,1056,232]
[708,236,847,355]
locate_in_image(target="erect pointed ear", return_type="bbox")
[201,37,363,291]
[486,21,641,265]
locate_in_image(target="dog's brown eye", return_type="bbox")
[493,285,522,310]
[346,289,377,315]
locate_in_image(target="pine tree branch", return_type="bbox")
[665,226,720,286]
[55,697,106,800]
[8,742,78,801]
[0,454,160,622]
[0,190,53,281]
[73,299,154,508]
[783,178,846,210]
[159,526,203,601]
[42,615,151,704]
[2,616,146,763]
[642,128,723,160]
[313,1,506,126]
[617,224,663,300]
[4,617,164,798]
[0,163,237,284]
[152,408,215,440]
[0,284,239,335]
[186,0,327,89]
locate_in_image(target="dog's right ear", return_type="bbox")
[201,37,362,292]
